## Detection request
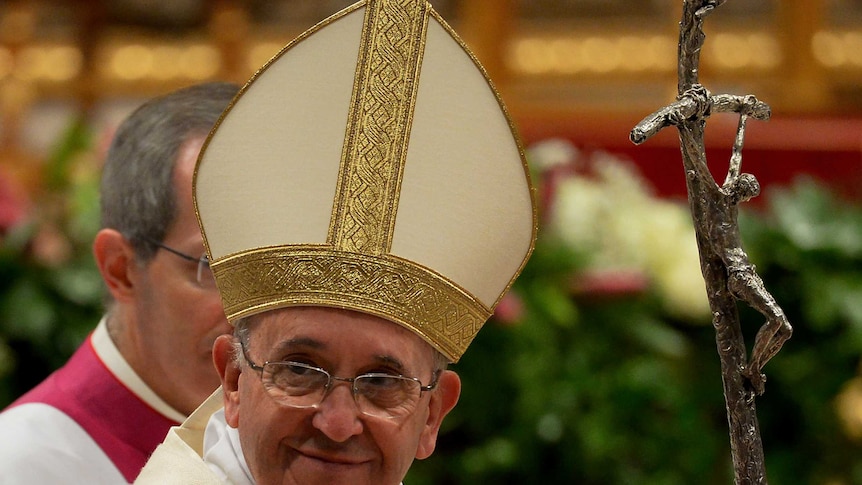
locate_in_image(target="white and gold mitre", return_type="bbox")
[194,0,536,362]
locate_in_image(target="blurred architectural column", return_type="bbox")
[208,0,250,85]
[0,1,41,191]
[778,0,830,112]
[456,0,515,96]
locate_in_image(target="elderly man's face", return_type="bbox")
[214,307,461,485]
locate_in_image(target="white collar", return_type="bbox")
[91,316,187,423]
[202,407,255,485]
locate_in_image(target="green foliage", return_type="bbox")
[0,119,103,406]
[740,178,862,484]
[408,176,862,484]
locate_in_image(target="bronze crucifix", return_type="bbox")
[630,1,792,483]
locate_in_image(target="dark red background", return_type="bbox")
[518,113,862,202]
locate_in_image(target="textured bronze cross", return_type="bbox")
[630,1,792,483]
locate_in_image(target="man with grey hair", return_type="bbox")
[0,82,238,483]
[135,1,536,484]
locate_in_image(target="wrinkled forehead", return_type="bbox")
[246,306,438,369]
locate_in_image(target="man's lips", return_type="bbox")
[296,447,370,466]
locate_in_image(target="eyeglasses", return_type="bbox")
[141,237,216,289]
[239,338,440,420]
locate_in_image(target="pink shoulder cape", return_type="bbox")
[9,337,179,482]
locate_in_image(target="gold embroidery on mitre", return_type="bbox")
[212,246,490,361]
[330,0,429,255]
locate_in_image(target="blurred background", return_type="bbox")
[0,0,861,483]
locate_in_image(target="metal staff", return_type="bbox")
[630,1,792,483]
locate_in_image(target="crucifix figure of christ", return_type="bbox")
[629,1,792,483]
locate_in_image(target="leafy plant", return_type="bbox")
[408,154,862,484]
[0,118,103,405]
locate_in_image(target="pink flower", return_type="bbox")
[0,169,30,233]
[31,223,72,267]
[493,291,525,326]
[571,268,649,297]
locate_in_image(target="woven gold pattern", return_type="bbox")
[330,0,429,255]
[213,246,489,361]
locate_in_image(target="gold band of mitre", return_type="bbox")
[211,245,491,362]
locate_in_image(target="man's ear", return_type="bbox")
[416,370,461,460]
[213,334,242,428]
[93,229,138,303]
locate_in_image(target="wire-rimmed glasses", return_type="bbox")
[141,236,215,289]
[239,338,440,420]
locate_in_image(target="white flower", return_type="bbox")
[541,144,710,321]
[527,138,581,171]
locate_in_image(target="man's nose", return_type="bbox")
[311,381,364,442]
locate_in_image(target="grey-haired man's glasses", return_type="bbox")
[142,237,216,289]
[239,338,440,420]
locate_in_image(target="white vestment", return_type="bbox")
[135,390,227,484]
[0,318,187,484]
[203,407,255,484]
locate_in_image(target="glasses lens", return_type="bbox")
[355,375,420,418]
[196,256,217,289]
[263,362,329,406]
